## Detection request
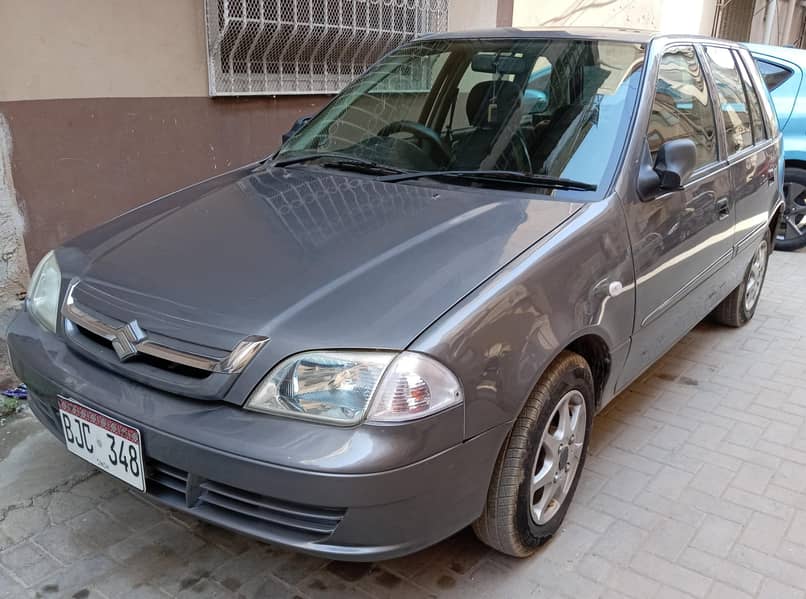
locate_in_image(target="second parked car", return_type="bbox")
[748,43,806,250]
[9,29,783,559]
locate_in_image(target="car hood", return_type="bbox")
[63,164,582,367]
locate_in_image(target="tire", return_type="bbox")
[776,167,806,251]
[472,351,594,557]
[712,231,770,327]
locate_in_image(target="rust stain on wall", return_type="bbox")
[0,113,29,299]
[0,112,30,385]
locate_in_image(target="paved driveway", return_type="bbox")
[2,250,806,599]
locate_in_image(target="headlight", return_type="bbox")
[245,351,463,425]
[27,251,61,333]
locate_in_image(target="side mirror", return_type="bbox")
[638,139,697,201]
[282,116,312,143]
[524,89,549,113]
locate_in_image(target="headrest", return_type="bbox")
[466,80,522,128]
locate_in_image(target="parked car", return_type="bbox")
[9,29,782,560]
[747,43,806,250]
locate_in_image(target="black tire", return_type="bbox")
[712,231,770,327]
[472,351,594,557]
[776,167,806,251]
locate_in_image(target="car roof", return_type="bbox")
[745,42,806,66]
[418,26,745,47]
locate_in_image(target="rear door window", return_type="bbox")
[647,45,718,169]
[704,46,753,155]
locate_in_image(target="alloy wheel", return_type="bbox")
[744,239,768,313]
[530,389,587,525]
[779,181,806,242]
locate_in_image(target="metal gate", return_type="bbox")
[204,0,449,96]
[712,0,755,41]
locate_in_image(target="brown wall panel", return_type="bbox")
[2,95,331,266]
[497,0,514,26]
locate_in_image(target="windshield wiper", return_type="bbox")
[271,152,406,175]
[379,170,597,192]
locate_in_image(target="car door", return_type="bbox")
[617,43,734,390]
[703,45,777,262]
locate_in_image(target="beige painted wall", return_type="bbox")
[513,0,660,29]
[1,0,501,102]
[749,0,804,45]
[448,0,499,31]
[512,0,717,35]
[0,0,208,101]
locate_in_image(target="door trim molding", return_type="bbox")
[640,246,734,328]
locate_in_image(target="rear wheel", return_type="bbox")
[712,231,770,327]
[472,351,594,557]
[776,167,806,251]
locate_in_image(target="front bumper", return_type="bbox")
[8,311,509,560]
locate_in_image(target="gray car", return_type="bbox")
[8,28,782,560]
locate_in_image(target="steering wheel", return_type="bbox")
[377,120,452,164]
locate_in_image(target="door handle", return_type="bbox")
[716,197,730,220]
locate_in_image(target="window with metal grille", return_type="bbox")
[711,0,754,41]
[203,0,449,96]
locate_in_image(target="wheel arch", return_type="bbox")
[784,158,806,171]
[514,331,613,418]
[564,333,612,410]
[769,202,783,244]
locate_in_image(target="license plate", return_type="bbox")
[57,397,145,491]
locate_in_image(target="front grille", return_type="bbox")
[146,460,345,541]
[73,324,211,379]
[59,279,268,401]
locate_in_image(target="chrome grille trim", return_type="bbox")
[62,280,269,374]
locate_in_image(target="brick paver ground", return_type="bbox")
[2,250,806,599]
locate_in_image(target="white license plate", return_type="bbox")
[58,397,146,491]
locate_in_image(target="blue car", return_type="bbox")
[748,43,806,250]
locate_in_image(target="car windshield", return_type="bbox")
[276,37,646,192]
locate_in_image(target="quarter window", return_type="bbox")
[755,59,794,91]
[648,45,717,169]
[704,46,753,154]
[735,51,767,143]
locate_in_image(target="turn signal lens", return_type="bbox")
[367,352,463,422]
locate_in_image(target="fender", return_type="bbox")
[411,194,635,439]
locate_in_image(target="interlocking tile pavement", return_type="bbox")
[2,249,806,598]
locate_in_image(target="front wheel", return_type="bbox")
[472,351,594,557]
[777,167,806,251]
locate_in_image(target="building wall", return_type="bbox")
[0,0,331,270]
[748,0,805,45]
[0,0,208,101]
[448,0,501,30]
[512,0,717,35]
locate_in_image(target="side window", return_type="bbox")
[704,46,753,154]
[648,45,717,169]
[755,59,794,91]
[734,51,767,143]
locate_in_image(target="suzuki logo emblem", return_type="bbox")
[111,320,146,361]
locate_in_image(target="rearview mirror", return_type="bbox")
[638,139,697,201]
[471,52,530,75]
[282,116,312,143]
